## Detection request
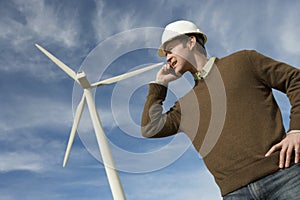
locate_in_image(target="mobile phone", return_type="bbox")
[168,67,180,77]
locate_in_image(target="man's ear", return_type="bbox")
[188,36,197,50]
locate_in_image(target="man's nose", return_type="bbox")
[166,53,172,63]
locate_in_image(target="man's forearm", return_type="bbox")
[141,83,180,138]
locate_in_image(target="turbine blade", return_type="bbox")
[91,62,164,88]
[63,94,86,167]
[35,44,78,82]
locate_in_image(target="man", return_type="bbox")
[141,20,300,199]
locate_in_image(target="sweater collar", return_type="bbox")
[193,56,216,80]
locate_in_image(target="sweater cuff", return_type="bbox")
[148,82,168,100]
[289,114,300,132]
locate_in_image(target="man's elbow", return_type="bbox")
[141,125,156,138]
[141,114,168,138]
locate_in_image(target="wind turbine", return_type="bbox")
[35,44,163,200]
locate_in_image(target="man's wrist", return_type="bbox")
[150,80,169,87]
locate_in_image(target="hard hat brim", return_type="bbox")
[157,32,207,57]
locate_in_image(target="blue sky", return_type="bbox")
[1,0,300,199]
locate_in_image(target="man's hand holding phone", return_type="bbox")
[155,64,181,86]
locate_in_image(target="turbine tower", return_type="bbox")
[35,44,163,200]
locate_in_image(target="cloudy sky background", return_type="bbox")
[1,0,300,199]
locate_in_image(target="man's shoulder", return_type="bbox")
[216,49,261,66]
[219,49,257,60]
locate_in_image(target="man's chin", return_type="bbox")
[175,70,184,77]
[175,72,183,78]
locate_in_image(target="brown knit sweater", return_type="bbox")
[141,50,300,196]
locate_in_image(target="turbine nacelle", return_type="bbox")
[77,71,91,89]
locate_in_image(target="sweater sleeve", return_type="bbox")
[247,50,300,131]
[141,83,181,138]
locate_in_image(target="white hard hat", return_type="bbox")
[158,20,207,57]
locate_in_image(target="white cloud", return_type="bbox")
[92,0,165,45]
[0,0,85,84]
[0,94,73,132]
[0,130,67,173]
[124,160,221,200]
[0,151,47,172]
[185,1,295,58]
[0,126,95,173]
[8,0,80,48]
[278,12,300,55]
